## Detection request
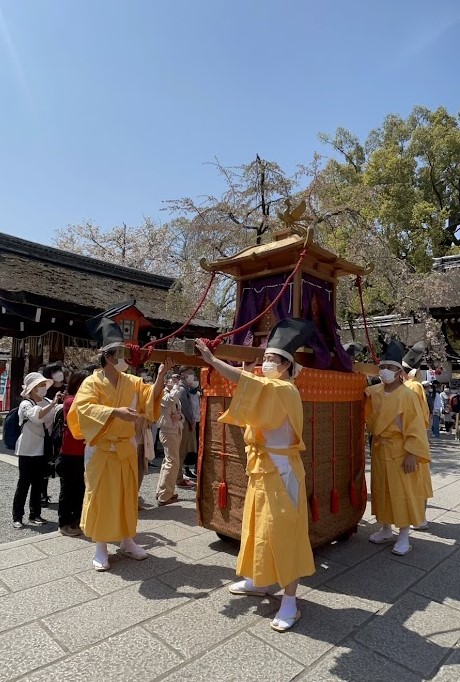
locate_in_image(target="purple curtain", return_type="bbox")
[231,275,292,346]
[302,274,352,372]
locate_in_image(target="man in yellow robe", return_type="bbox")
[366,340,432,556]
[401,341,431,531]
[68,316,167,571]
[196,318,316,633]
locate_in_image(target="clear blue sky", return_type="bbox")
[1,0,459,244]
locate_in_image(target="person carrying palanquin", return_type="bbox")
[366,340,432,556]
[196,318,316,633]
[67,314,168,571]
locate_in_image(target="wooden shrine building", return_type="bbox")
[0,232,217,405]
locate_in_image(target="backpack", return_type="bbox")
[2,399,33,450]
[51,407,65,459]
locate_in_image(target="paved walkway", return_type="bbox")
[0,436,459,681]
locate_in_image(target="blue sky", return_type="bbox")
[1,0,459,244]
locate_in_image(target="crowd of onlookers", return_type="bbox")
[421,380,460,438]
[10,360,201,533]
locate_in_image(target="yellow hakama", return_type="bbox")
[67,370,161,542]
[404,377,432,503]
[404,378,430,427]
[365,383,432,528]
[219,371,315,588]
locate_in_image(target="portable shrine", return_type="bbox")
[195,217,374,548]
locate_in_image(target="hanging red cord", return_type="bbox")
[355,276,379,365]
[201,246,309,352]
[125,272,216,366]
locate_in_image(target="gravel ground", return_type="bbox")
[0,456,196,545]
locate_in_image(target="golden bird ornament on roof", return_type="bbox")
[277,199,307,225]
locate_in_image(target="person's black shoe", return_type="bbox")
[13,520,24,529]
[184,467,197,480]
[29,516,48,526]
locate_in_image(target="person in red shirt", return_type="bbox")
[55,369,90,537]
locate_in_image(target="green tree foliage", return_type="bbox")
[316,106,460,273]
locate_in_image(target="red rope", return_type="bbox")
[201,247,309,352]
[144,272,216,351]
[354,276,379,365]
[125,272,216,365]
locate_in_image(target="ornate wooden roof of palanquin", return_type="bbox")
[200,228,372,283]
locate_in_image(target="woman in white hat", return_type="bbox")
[12,372,63,529]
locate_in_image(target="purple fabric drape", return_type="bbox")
[301,274,352,372]
[231,275,292,346]
[229,272,351,373]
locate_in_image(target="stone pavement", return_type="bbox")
[0,436,459,682]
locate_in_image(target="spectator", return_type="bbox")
[12,373,62,529]
[440,385,454,434]
[184,376,201,479]
[176,366,198,489]
[41,362,67,505]
[156,374,184,505]
[432,384,442,438]
[55,369,89,536]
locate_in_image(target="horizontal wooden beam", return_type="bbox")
[141,344,379,376]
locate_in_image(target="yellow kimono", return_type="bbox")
[67,370,161,542]
[219,370,315,588]
[404,378,430,427]
[365,383,432,528]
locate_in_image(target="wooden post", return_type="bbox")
[49,332,65,363]
[293,269,302,317]
[9,352,26,408]
[28,352,43,373]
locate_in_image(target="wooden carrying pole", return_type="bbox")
[142,343,379,376]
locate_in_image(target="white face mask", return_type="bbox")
[185,375,195,385]
[262,361,282,379]
[36,386,48,398]
[379,368,399,385]
[113,359,128,373]
[51,371,64,383]
[191,380,199,388]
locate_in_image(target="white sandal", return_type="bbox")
[92,558,110,572]
[270,609,301,632]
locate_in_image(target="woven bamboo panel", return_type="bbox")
[197,370,367,548]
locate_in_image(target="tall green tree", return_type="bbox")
[315,106,460,273]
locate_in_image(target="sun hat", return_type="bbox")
[20,372,54,397]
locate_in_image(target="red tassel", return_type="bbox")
[218,482,228,509]
[311,495,319,522]
[349,481,358,508]
[330,488,339,514]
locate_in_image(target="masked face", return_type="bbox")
[191,380,199,389]
[113,358,128,373]
[261,361,282,379]
[444,388,450,394]
[36,386,48,398]
[52,371,64,383]
[185,374,195,385]
[379,368,399,385]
